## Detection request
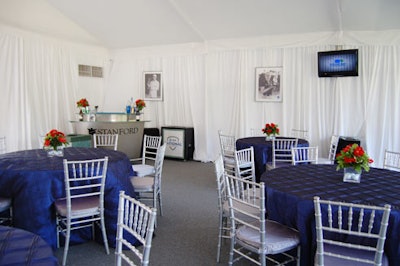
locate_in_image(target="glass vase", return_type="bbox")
[46,146,64,157]
[265,134,276,141]
[343,167,361,183]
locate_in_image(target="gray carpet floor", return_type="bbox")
[54,159,242,265]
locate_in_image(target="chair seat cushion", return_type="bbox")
[223,157,235,165]
[131,176,154,192]
[318,243,389,266]
[236,219,300,254]
[0,198,11,212]
[54,195,100,217]
[317,157,333,164]
[133,164,155,177]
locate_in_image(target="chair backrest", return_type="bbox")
[140,135,162,164]
[62,157,109,217]
[235,146,256,182]
[292,146,319,165]
[383,149,400,171]
[153,144,166,193]
[115,191,157,266]
[327,135,340,162]
[218,131,236,157]
[93,134,119,150]
[291,129,309,140]
[224,173,264,225]
[313,196,391,266]
[218,131,236,174]
[271,138,299,168]
[214,154,227,210]
[224,174,265,259]
[0,136,6,154]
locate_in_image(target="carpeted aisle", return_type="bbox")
[55,159,240,265]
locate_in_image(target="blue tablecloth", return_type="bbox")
[236,136,309,181]
[260,164,400,266]
[0,147,136,249]
[0,225,58,265]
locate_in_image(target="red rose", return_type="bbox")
[353,146,364,157]
[344,157,355,164]
[342,145,351,153]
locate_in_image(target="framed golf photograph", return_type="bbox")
[255,67,282,102]
[143,71,163,101]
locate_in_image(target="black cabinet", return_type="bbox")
[161,127,194,160]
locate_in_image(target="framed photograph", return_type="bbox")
[143,71,163,101]
[255,67,282,102]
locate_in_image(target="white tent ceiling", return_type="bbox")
[0,0,399,49]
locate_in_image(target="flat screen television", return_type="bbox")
[318,49,358,77]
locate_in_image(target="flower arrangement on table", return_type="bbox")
[135,99,146,112]
[76,98,90,120]
[44,129,68,150]
[262,123,280,136]
[76,98,89,108]
[336,143,374,173]
[43,129,68,157]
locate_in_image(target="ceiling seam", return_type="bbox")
[167,0,206,42]
[336,0,343,46]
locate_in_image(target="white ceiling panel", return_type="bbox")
[0,0,399,49]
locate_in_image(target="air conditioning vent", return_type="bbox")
[78,64,103,78]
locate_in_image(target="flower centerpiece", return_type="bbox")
[262,123,280,140]
[76,98,90,120]
[336,143,374,183]
[134,99,146,121]
[43,129,68,157]
[135,99,146,112]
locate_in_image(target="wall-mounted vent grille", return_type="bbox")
[78,64,103,78]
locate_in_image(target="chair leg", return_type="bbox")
[216,212,223,262]
[56,219,60,249]
[228,234,234,266]
[62,222,71,266]
[99,215,110,255]
[296,245,301,266]
[158,191,163,216]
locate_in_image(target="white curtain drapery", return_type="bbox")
[1,27,400,167]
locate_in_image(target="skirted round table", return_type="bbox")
[236,136,309,181]
[261,164,400,266]
[0,147,137,249]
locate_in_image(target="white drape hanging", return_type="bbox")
[0,31,79,150]
[1,27,400,167]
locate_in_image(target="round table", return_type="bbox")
[236,136,308,181]
[0,147,136,249]
[0,225,58,265]
[261,164,400,266]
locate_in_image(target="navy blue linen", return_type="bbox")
[0,147,137,250]
[260,164,400,266]
[236,136,309,181]
[0,225,58,265]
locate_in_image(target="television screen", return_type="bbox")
[318,49,358,77]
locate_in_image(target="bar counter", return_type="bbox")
[70,112,149,159]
